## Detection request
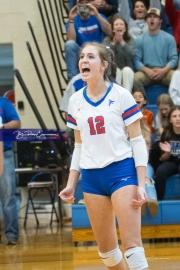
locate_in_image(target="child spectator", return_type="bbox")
[103,17,136,92]
[133,90,155,133]
[155,105,180,200]
[155,94,174,141]
[149,94,174,173]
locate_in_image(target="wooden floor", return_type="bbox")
[0,218,180,270]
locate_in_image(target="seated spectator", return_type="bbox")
[169,69,180,105]
[133,90,155,133]
[91,0,119,23]
[129,0,167,31]
[70,0,119,22]
[155,94,174,141]
[155,105,180,200]
[103,17,136,92]
[165,0,180,67]
[140,119,158,215]
[118,0,161,39]
[149,94,174,173]
[133,8,178,95]
[65,0,111,80]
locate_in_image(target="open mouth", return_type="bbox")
[82,67,90,73]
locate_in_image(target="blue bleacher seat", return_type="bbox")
[145,104,158,118]
[145,85,168,104]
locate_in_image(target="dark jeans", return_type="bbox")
[155,161,180,200]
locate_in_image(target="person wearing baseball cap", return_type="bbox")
[133,4,178,96]
[118,0,163,40]
[146,7,161,19]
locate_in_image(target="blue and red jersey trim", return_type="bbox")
[67,114,77,126]
[122,104,140,121]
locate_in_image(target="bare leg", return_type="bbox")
[84,192,126,270]
[111,185,148,270]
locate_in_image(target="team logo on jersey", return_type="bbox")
[108,99,114,106]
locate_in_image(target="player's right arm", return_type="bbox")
[59,130,81,204]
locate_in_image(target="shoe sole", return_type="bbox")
[148,199,158,216]
[141,202,148,216]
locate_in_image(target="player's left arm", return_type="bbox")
[127,119,148,206]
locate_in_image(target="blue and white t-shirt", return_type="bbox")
[66,14,107,46]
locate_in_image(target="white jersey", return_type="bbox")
[67,82,142,169]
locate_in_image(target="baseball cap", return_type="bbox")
[146,8,161,18]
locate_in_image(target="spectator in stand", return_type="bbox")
[149,94,174,173]
[165,0,180,67]
[155,94,174,141]
[65,0,111,80]
[133,8,178,95]
[91,0,119,23]
[133,90,155,133]
[69,0,119,22]
[169,69,180,105]
[155,105,180,200]
[118,0,161,39]
[128,0,167,31]
[103,17,136,92]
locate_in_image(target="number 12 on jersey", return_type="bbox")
[88,116,106,135]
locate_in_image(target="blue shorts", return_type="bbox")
[81,158,138,196]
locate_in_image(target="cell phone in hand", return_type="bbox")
[77,5,89,13]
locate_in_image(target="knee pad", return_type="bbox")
[124,247,148,270]
[98,246,122,267]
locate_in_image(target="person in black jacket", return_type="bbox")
[155,105,180,200]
